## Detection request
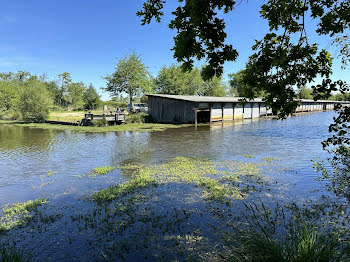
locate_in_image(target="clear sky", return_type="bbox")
[0,0,348,100]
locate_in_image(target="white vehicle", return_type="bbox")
[127,103,148,113]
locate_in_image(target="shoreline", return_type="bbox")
[0,120,192,132]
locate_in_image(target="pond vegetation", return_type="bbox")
[1,156,348,261]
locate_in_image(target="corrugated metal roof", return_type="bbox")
[146,94,350,104]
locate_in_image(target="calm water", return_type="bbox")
[0,111,338,260]
[0,111,334,207]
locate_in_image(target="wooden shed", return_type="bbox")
[147,94,267,124]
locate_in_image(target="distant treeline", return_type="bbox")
[0,71,101,122]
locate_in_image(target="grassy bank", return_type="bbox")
[0,111,191,132]
[0,122,190,132]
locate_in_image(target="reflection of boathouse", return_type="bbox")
[147,94,349,124]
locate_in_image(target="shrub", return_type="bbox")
[19,81,52,122]
[126,113,150,123]
[91,118,107,127]
[0,110,22,120]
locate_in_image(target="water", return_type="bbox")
[0,111,338,260]
[0,112,333,207]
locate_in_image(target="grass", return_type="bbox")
[91,157,267,205]
[1,122,190,133]
[0,247,27,262]
[0,198,49,233]
[0,110,192,132]
[221,201,347,262]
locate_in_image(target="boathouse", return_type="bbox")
[147,94,349,124]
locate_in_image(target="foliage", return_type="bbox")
[91,118,107,127]
[0,248,27,262]
[154,64,227,96]
[67,82,85,110]
[222,202,346,262]
[138,0,349,113]
[201,75,227,97]
[19,80,52,122]
[228,70,264,98]
[154,64,203,95]
[126,113,149,123]
[57,72,72,108]
[105,52,151,105]
[315,104,350,202]
[329,92,350,101]
[83,84,101,110]
[138,0,237,80]
[0,198,48,233]
[0,81,21,112]
[297,86,313,99]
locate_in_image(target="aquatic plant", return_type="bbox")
[0,247,27,262]
[221,201,348,262]
[91,166,116,175]
[0,198,49,232]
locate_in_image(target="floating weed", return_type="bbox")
[73,166,116,180]
[47,171,57,177]
[91,166,116,175]
[239,154,256,159]
[262,157,280,163]
[73,174,86,179]
[91,157,269,205]
[90,173,157,204]
[0,198,49,232]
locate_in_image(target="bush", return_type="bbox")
[125,113,150,123]
[91,118,107,127]
[0,110,22,120]
[19,81,52,122]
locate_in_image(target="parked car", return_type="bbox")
[127,103,148,113]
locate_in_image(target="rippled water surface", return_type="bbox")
[0,111,341,261]
[0,112,334,207]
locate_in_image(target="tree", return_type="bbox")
[138,0,350,200]
[138,0,237,80]
[201,75,227,97]
[228,70,264,98]
[0,81,21,112]
[105,52,150,106]
[154,65,203,95]
[19,80,52,122]
[57,72,72,107]
[83,84,101,110]
[297,86,313,99]
[67,82,85,110]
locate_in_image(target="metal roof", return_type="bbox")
[146,94,264,103]
[146,94,350,104]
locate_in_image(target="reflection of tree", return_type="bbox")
[0,125,58,151]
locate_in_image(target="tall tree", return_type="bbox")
[297,86,313,99]
[201,75,227,97]
[228,70,264,98]
[105,52,150,106]
[83,84,101,110]
[57,72,72,107]
[67,82,85,110]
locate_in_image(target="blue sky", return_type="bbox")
[0,0,348,100]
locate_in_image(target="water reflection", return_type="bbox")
[0,112,334,206]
